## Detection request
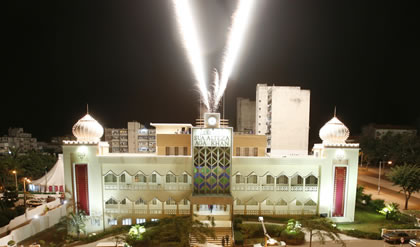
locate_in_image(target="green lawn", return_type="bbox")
[337,209,415,233]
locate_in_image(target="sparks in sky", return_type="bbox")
[172,0,210,110]
[172,0,256,113]
[214,0,256,111]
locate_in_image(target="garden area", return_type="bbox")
[336,186,419,239]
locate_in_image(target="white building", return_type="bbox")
[256,84,310,156]
[62,109,359,235]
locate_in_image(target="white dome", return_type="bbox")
[72,114,104,142]
[319,116,350,144]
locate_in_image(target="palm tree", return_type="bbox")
[57,210,87,239]
[302,218,345,247]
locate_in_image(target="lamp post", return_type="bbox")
[11,170,17,191]
[378,160,392,194]
[23,177,31,209]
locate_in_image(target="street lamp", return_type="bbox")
[11,170,17,191]
[378,160,392,194]
[23,177,31,209]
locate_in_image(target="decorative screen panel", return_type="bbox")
[193,146,231,194]
[333,166,347,217]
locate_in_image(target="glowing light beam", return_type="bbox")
[172,0,210,110]
[214,0,256,110]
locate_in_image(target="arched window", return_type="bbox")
[305,176,318,186]
[266,175,274,184]
[135,174,146,183]
[151,198,158,205]
[135,198,146,205]
[121,198,129,205]
[291,175,303,186]
[105,174,117,183]
[235,174,245,184]
[180,199,189,205]
[277,199,287,206]
[276,175,288,185]
[247,175,258,184]
[166,173,176,183]
[166,197,176,205]
[178,174,188,183]
[105,198,118,205]
[150,173,157,183]
[304,200,317,206]
[296,200,302,206]
[119,173,126,183]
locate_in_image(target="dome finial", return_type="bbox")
[87,104,89,114]
[334,106,336,117]
[319,111,350,144]
[72,110,104,142]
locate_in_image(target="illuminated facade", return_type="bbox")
[63,111,359,234]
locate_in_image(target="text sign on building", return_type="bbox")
[192,128,232,147]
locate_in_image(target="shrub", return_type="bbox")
[15,205,26,215]
[0,214,10,227]
[369,199,385,212]
[343,229,382,240]
[234,230,243,245]
[280,229,305,245]
[233,217,243,230]
[240,223,263,239]
[3,209,18,220]
[265,224,286,238]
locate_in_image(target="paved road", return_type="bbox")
[357,167,420,210]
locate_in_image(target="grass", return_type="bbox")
[337,208,416,234]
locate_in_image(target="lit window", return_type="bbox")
[108,218,117,226]
[121,218,131,225]
[136,218,146,224]
[151,218,159,222]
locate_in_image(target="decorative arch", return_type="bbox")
[104,172,117,183]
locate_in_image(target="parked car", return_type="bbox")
[26,199,43,207]
[383,231,416,244]
[410,238,420,247]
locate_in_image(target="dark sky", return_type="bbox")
[4,0,419,145]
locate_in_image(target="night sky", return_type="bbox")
[5,1,419,145]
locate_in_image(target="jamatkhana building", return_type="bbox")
[63,105,359,234]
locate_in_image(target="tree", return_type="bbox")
[302,218,345,247]
[387,164,420,210]
[58,211,87,239]
[128,215,215,247]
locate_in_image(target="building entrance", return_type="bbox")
[195,204,230,216]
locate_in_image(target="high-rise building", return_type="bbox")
[0,128,38,153]
[104,122,156,153]
[256,84,310,156]
[236,97,256,134]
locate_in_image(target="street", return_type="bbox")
[357,167,420,210]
